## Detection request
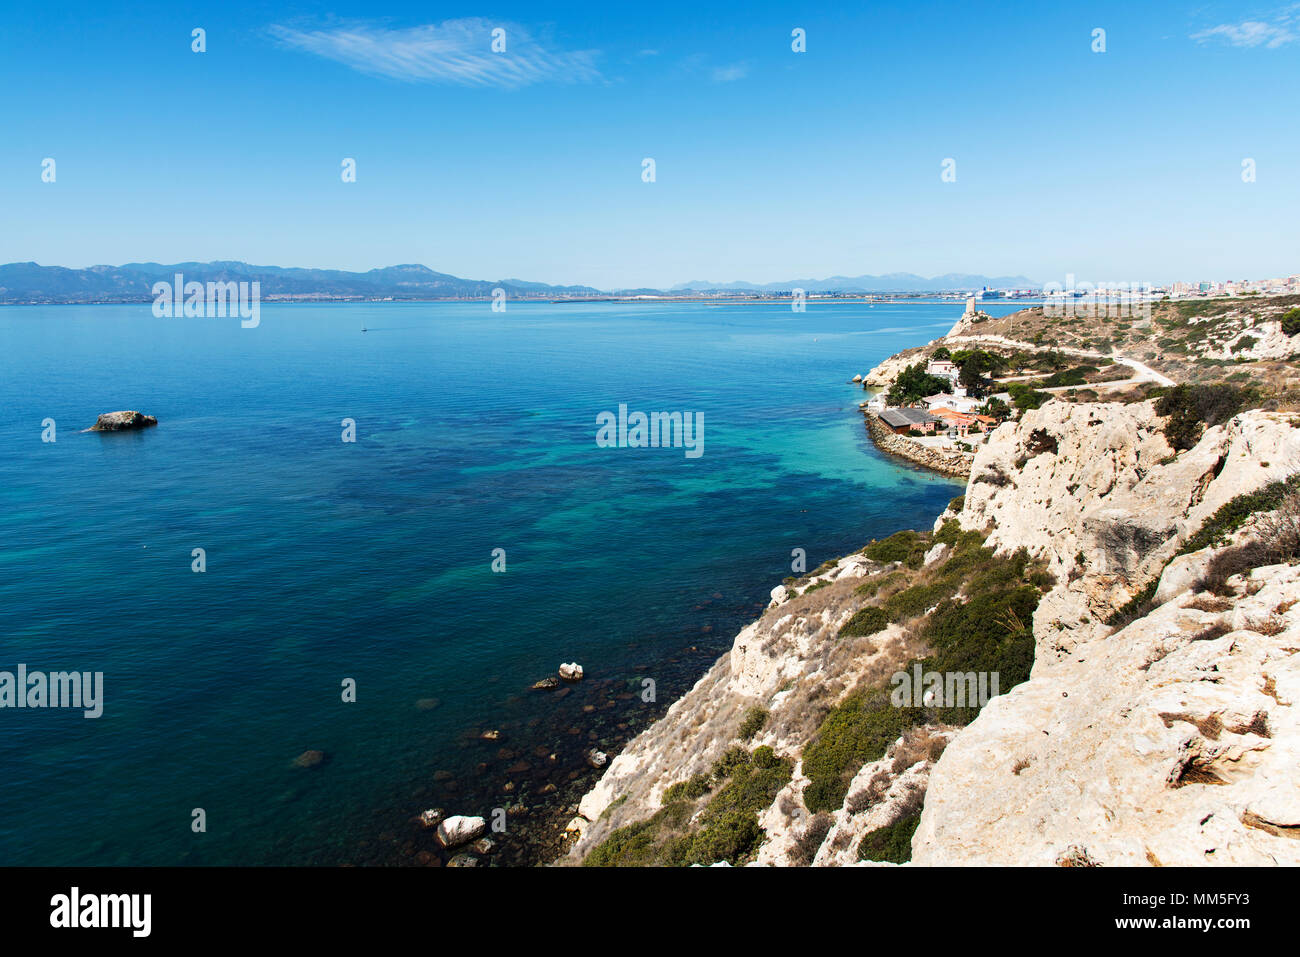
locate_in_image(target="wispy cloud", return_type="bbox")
[710,62,750,83]
[1191,6,1300,48]
[268,18,601,88]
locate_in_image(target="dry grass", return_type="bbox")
[787,812,834,866]
[1249,615,1286,637]
[1160,711,1223,740]
[1190,621,1233,642]
[888,725,951,774]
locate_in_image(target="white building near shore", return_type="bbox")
[921,391,980,414]
[926,359,959,384]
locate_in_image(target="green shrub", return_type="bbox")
[855,570,903,598]
[1008,382,1047,411]
[586,746,792,867]
[683,751,791,865]
[1153,383,1253,451]
[838,605,889,638]
[738,706,769,741]
[857,811,922,863]
[711,745,751,779]
[861,530,928,565]
[1039,367,1090,388]
[887,363,952,405]
[802,691,921,812]
[1181,474,1300,554]
[584,818,659,867]
[883,582,949,621]
[1281,308,1300,336]
[663,773,713,805]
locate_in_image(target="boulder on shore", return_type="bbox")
[418,808,445,829]
[436,815,487,848]
[89,411,157,431]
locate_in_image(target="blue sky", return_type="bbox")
[1,1,1297,289]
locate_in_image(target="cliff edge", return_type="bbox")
[565,398,1300,867]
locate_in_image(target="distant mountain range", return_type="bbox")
[0,261,1039,304]
[670,273,1038,293]
[0,261,601,304]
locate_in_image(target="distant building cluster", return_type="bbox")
[870,359,995,442]
[982,275,1299,303]
[1166,276,1300,298]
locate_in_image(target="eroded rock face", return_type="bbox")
[961,403,1300,660]
[914,560,1300,866]
[89,411,158,431]
[565,399,1300,868]
[566,549,914,860]
[862,348,931,387]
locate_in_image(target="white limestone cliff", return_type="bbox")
[566,399,1300,867]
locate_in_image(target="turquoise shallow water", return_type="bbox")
[0,299,1015,865]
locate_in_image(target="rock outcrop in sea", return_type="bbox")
[88,410,158,431]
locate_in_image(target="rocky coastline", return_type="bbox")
[863,409,973,477]
[560,335,1300,866]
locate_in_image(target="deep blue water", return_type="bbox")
[0,299,1015,865]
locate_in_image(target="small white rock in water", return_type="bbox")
[418,808,444,828]
[587,749,608,769]
[558,662,584,681]
[436,815,487,848]
[852,374,863,382]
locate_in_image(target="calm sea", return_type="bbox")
[0,299,1019,865]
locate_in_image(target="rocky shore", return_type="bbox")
[562,391,1300,866]
[863,410,973,477]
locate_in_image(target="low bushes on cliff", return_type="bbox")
[861,529,929,566]
[1107,474,1300,625]
[1182,473,1300,554]
[1008,382,1048,411]
[585,745,792,867]
[802,691,922,812]
[857,811,923,863]
[1152,383,1254,451]
[662,773,712,804]
[738,706,769,740]
[839,605,890,638]
[802,544,1048,811]
[1281,308,1300,336]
